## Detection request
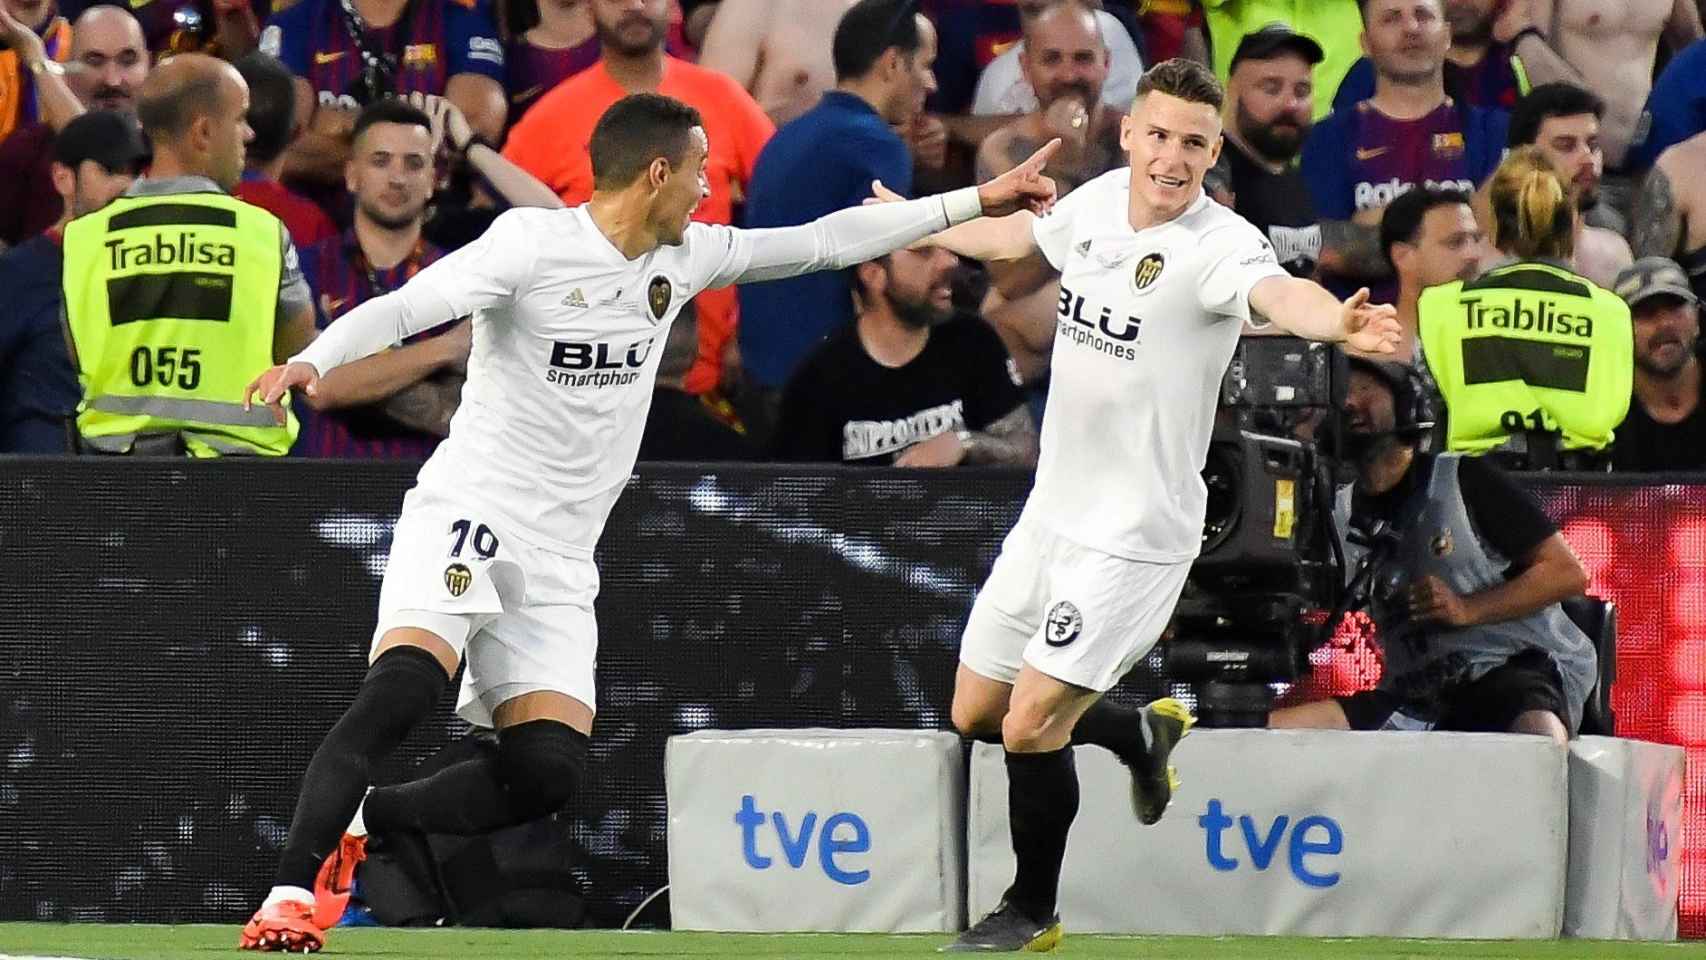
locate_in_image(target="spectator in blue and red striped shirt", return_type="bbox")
[294,98,466,459]
[257,0,507,189]
[294,93,561,457]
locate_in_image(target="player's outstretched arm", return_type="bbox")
[246,209,540,424]
[713,140,1060,287]
[243,278,467,425]
[864,180,1043,263]
[1248,276,1403,356]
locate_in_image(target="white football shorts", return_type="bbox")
[372,487,600,728]
[960,517,1191,692]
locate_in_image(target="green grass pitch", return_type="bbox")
[4,925,1706,959]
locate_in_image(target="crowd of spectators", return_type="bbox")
[1,0,1704,472]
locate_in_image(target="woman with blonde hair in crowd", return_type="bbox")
[1417,147,1632,468]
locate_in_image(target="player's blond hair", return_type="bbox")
[1487,146,1576,261]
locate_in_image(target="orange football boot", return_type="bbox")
[312,833,367,929]
[238,897,325,952]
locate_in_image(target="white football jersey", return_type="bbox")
[403,206,704,554]
[294,191,983,555]
[1025,169,1288,562]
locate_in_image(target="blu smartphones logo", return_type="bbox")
[735,795,872,886]
[1198,798,1344,888]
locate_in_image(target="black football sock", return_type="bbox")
[273,646,448,889]
[1002,745,1079,925]
[1073,698,1152,762]
[364,720,589,835]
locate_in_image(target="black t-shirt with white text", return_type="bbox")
[772,316,1026,464]
[1220,139,1320,278]
[1613,378,1706,472]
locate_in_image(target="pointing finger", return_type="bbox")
[1019,138,1062,175]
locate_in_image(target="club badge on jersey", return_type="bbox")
[1133,253,1166,293]
[647,275,672,322]
[444,562,473,597]
[1044,601,1083,648]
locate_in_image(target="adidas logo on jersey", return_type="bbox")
[562,288,589,309]
[1075,239,1092,257]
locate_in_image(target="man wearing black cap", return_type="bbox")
[1613,256,1706,472]
[1270,355,1595,743]
[0,109,145,452]
[1214,22,1325,278]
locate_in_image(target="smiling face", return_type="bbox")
[1121,90,1223,218]
[650,125,709,246]
[1019,4,1108,116]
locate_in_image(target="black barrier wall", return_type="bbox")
[5,461,1697,929]
[3,460,1168,926]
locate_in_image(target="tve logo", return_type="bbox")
[1647,801,1671,878]
[1198,798,1344,888]
[735,795,871,886]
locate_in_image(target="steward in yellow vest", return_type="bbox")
[1419,259,1631,454]
[1419,147,1632,465]
[61,53,316,455]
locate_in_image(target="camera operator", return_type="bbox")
[1269,357,1596,744]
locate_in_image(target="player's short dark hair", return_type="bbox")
[1135,58,1224,111]
[832,0,923,83]
[1507,82,1606,148]
[235,52,297,166]
[589,93,703,190]
[350,99,433,148]
[1380,185,1473,269]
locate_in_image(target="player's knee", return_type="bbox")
[950,697,1004,741]
[1001,701,1064,754]
[496,719,590,820]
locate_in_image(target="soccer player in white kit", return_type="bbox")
[910,60,1404,952]
[233,93,1061,953]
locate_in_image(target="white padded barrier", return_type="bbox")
[666,729,965,932]
[1564,735,1684,939]
[967,730,1569,938]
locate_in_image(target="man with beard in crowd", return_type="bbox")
[1506,82,1632,288]
[1612,257,1706,471]
[0,4,147,246]
[772,242,1037,467]
[1212,23,1324,278]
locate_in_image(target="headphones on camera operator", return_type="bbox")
[1327,356,1439,622]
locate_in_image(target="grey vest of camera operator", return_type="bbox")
[1334,454,1596,732]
